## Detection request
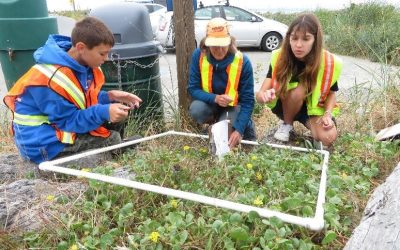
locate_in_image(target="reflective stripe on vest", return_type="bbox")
[14,113,50,126]
[13,112,75,144]
[200,54,213,93]
[33,64,86,109]
[318,51,334,107]
[60,131,74,144]
[200,52,243,106]
[267,49,342,116]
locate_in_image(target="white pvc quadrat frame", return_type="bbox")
[39,130,330,231]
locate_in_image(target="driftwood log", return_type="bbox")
[344,163,400,249]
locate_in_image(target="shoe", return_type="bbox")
[274,121,293,142]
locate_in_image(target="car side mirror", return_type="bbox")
[251,16,257,22]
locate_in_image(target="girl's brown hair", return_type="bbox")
[275,13,323,96]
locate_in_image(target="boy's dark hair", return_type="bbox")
[71,17,114,49]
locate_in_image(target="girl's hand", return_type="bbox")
[321,111,334,129]
[256,89,276,104]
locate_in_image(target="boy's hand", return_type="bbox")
[109,103,130,123]
[256,89,276,104]
[108,90,142,109]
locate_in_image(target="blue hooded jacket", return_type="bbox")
[12,35,111,164]
[188,48,254,135]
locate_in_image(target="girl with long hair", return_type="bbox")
[256,13,342,147]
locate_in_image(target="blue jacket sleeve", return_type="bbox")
[26,87,110,133]
[187,48,216,104]
[98,90,110,104]
[232,55,255,135]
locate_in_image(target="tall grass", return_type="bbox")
[320,3,400,65]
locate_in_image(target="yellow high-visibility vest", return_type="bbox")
[199,51,244,106]
[267,49,342,117]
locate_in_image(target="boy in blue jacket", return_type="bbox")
[4,17,142,164]
[188,18,256,148]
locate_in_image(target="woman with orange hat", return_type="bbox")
[188,17,256,148]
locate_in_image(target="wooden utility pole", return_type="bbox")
[69,0,76,12]
[173,0,196,129]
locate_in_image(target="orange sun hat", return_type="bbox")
[204,17,231,47]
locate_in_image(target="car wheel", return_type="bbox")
[261,32,282,52]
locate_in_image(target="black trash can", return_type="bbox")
[90,2,164,136]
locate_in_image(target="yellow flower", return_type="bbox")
[200,148,208,153]
[183,145,190,151]
[251,155,257,161]
[78,168,91,179]
[256,172,263,181]
[69,244,78,250]
[46,195,55,201]
[170,199,178,209]
[246,163,253,170]
[341,172,348,179]
[253,196,263,206]
[149,231,160,243]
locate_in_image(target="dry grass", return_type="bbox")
[0,108,17,153]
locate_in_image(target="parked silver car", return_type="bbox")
[156,4,288,51]
[143,3,167,35]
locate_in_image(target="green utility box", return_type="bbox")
[90,2,164,135]
[0,0,57,90]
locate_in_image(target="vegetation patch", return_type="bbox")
[5,134,397,249]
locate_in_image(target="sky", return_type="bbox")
[46,0,400,12]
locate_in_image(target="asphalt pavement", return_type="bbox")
[159,48,393,93]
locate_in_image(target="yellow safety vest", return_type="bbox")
[267,49,342,117]
[199,51,243,106]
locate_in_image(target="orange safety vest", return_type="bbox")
[4,64,110,144]
[199,51,243,106]
[267,49,342,116]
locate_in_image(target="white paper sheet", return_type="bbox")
[211,120,230,158]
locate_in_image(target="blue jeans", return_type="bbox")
[189,100,256,140]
